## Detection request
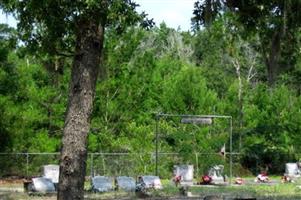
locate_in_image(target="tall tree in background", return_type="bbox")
[191,0,224,30]
[0,0,151,199]
[226,0,301,86]
[0,23,17,152]
[192,0,301,86]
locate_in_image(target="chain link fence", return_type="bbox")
[0,152,253,180]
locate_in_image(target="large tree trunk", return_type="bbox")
[204,0,213,27]
[57,19,104,200]
[264,30,281,86]
[233,59,243,151]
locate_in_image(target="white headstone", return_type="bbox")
[285,163,300,177]
[43,165,60,184]
[32,177,55,192]
[173,165,194,182]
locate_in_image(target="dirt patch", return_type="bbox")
[0,177,24,185]
[0,191,56,200]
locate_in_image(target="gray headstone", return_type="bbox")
[139,176,162,189]
[32,177,55,192]
[208,165,225,184]
[43,165,60,184]
[116,176,136,191]
[92,176,114,192]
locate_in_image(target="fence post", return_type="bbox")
[229,117,233,185]
[26,153,29,177]
[102,153,106,175]
[90,153,94,178]
[155,116,159,176]
[195,152,199,177]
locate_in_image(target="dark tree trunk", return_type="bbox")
[204,0,213,27]
[265,30,281,86]
[57,19,104,200]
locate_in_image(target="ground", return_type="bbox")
[1,177,301,199]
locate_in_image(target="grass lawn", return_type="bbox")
[158,177,301,199]
[187,184,301,199]
[1,177,301,199]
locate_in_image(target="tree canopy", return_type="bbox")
[0,0,301,197]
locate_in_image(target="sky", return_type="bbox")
[135,0,195,31]
[0,0,195,31]
[0,12,17,28]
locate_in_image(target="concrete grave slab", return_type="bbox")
[116,176,136,191]
[91,176,114,192]
[32,177,55,193]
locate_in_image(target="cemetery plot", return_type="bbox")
[25,164,59,193]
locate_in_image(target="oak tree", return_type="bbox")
[0,0,152,199]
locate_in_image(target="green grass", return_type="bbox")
[152,177,301,199]
[157,176,301,199]
[2,177,301,199]
[187,184,301,199]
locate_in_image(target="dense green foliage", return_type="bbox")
[192,0,301,86]
[1,1,301,176]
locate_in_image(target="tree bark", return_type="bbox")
[204,0,213,27]
[57,19,105,200]
[233,59,243,151]
[264,30,281,86]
